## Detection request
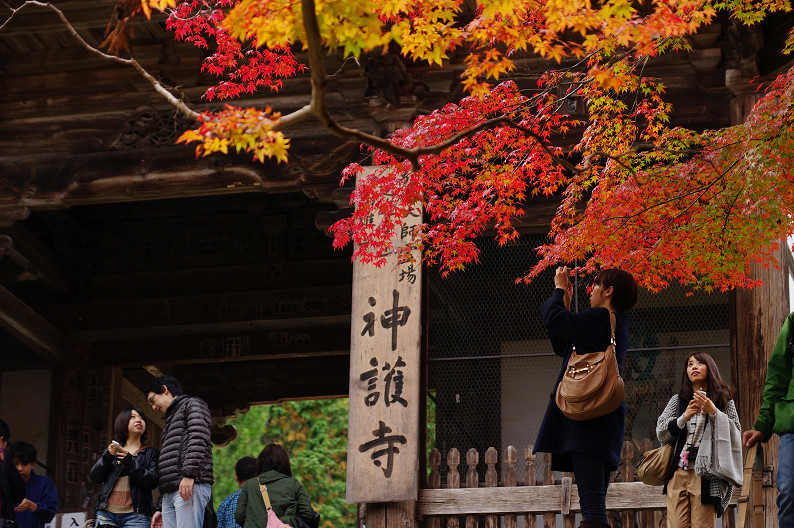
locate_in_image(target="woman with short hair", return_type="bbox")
[89,408,159,528]
[533,267,639,528]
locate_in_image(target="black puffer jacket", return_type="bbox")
[89,446,160,516]
[158,394,214,493]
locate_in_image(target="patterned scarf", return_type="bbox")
[679,411,707,469]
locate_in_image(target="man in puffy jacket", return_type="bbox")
[743,311,794,528]
[146,376,213,528]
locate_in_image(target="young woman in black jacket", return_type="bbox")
[89,408,159,528]
[534,267,638,528]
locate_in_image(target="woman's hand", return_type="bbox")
[555,266,573,310]
[108,443,128,460]
[682,399,701,421]
[693,391,717,416]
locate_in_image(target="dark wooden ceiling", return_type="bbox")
[1,0,791,416]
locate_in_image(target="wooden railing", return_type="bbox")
[418,440,765,528]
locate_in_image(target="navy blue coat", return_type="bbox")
[533,288,629,471]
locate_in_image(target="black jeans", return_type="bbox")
[570,451,612,523]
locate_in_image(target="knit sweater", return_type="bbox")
[657,395,741,516]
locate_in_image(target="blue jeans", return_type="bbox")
[779,434,794,528]
[570,452,612,524]
[162,484,212,528]
[96,511,151,528]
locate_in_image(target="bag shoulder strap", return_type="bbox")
[259,481,273,510]
[608,311,616,348]
[572,309,617,354]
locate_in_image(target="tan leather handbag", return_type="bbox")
[637,443,674,485]
[555,311,624,421]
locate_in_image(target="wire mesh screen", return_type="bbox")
[426,235,731,485]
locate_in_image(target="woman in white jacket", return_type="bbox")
[656,352,740,528]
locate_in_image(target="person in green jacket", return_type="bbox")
[743,311,794,528]
[235,444,317,528]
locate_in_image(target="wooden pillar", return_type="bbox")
[347,168,423,528]
[51,344,116,511]
[732,251,790,528]
[726,57,792,526]
[366,502,416,528]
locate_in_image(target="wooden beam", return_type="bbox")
[86,324,351,367]
[0,224,71,293]
[416,482,739,515]
[121,354,351,413]
[194,355,350,406]
[0,285,66,363]
[39,285,352,341]
[120,374,163,429]
[143,365,165,378]
[86,259,351,301]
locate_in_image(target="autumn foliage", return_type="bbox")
[139,0,794,291]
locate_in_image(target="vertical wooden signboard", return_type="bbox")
[346,168,422,503]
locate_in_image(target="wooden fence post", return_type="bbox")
[427,448,441,528]
[637,438,655,528]
[466,448,480,528]
[620,442,635,528]
[504,446,518,528]
[485,448,498,528]
[543,452,554,528]
[447,448,461,528]
[562,472,575,528]
[524,446,537,528]
[608,463,618,528]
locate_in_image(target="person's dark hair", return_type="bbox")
[11,441,36,465]
[256,444,292,476]
[235,456,258,482]
[678,351,732,411]
[0,419,10,443]
[145,375,183,397]
[113,408,148,444]
[594,269,638,313]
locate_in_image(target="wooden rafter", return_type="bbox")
[0,284,65,362]
[0,224,71,293]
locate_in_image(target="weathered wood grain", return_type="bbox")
[416,481,738,515]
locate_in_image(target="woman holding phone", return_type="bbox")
[656,352,740,527]
[533,267,638,528]
[89,408,159,528]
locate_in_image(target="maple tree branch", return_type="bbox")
[299,0,429,170]
[274,105,313,129]
[1,1,201,121]
[604,156,741,226]
[296,0,582,172]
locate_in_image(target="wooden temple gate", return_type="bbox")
[0,2,792,528]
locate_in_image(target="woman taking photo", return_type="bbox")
[656,352,741,528]
[89,408,159,528]
[236,444,317,528]
[534,267,638,528]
